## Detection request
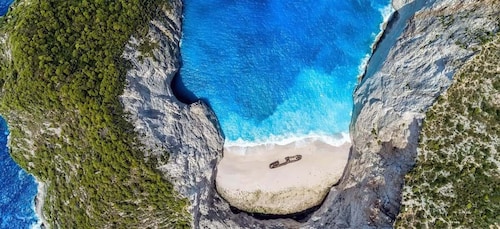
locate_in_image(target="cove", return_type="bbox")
[175,0,392,214]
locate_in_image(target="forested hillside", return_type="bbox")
[396,35,500,228]
[0,0,189,227]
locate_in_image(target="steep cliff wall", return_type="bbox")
[121,0,498,228]
[308,0,498,228]
[120,0,226,224]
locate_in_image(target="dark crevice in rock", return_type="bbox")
[357,9,400,83]
[171,70,198,104]
[372,11,400,53]
[227,195,323,223]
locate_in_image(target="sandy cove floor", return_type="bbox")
[215,139,350,214]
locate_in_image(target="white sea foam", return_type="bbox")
[31,220,42,229]
[373,4,396,49]
[225,3,393,152]
[30,200,42,229]
[30,178,47,229]
[357,54,371,77]
[357,3,395,80]
[224,131,351,148]
[380,3,395,23]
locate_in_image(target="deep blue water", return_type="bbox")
[175,0,391,144]
[0,0,14,16]
[0,117,39,229]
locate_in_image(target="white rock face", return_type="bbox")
[120,0,499,228]
[392,0,414,10]
[120,0,225,220]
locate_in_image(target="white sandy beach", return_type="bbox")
[215,138,350,214]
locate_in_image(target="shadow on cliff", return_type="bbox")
[171,70,199,104]
[169,55,214,108]
[359,0,436,86]
[228,203,320,223]
[171,66,227,140]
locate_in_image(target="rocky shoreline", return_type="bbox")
[5,121,47,229]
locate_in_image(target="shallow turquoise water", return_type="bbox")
[175,0,391,144]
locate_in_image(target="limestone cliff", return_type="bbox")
[310,0,498,227]
[120,0,225,223]
[120,0,498,228]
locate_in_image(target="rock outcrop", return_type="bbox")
[120,0,225,222]
[120,0,498,228]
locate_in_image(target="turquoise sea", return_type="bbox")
[174,0,392,145]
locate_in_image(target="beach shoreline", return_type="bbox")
[224,132,350,149]
[216,138,350,214]
[214,3,396,215]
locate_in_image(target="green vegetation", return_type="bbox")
[0,0,189,228]
[396,36,500,228]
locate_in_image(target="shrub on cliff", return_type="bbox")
[396,36,500,228]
